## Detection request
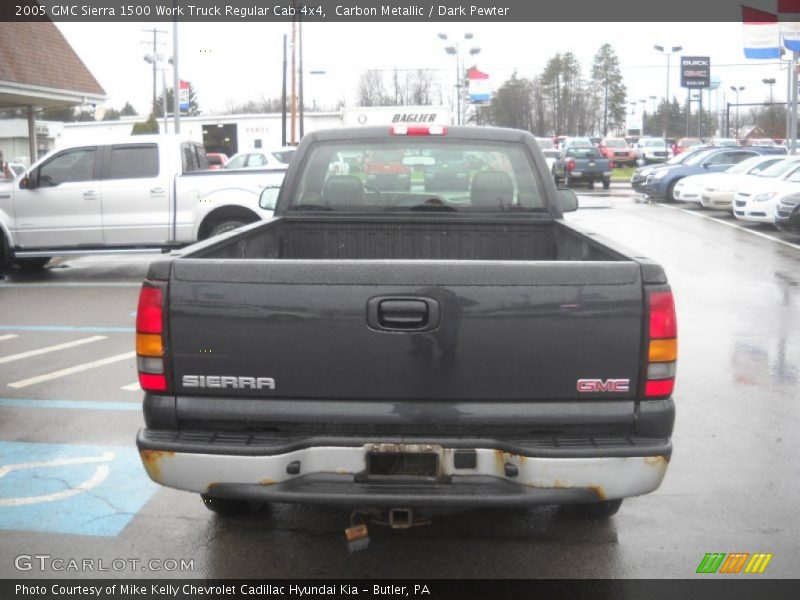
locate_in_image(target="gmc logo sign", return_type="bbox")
[577,379,630,393]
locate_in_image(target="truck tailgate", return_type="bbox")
[168,259,643,401]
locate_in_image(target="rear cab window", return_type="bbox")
[180,142,209,173]
[288,138,546,213]
[565,147,601,159]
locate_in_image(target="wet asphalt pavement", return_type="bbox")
[0,192,798,579]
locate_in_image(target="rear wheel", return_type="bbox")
[0,234,8,277]
[208,219,247,238]
[15,257,51,272]
[587,180,595,190]
[603,178,611,190]
[561,499,623,519]
[564,173,572,188]
[201,494,250,516]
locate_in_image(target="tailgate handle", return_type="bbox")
[367,297,440,332]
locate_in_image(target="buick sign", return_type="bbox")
[681,56,710,88]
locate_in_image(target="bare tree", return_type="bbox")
[407,69,434,105]
[357,70,390,107]
[224,94,284,114]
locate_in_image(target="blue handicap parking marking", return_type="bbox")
[0,441,158,537]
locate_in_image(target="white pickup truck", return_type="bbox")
[0,135,285,271]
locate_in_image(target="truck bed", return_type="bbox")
[186,217,625,262]
[154,215,654,405]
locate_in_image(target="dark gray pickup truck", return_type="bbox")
[552,145,613,189]
[136,126,676,522]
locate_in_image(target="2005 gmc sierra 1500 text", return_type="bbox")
[135,125,676,522]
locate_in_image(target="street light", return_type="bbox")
[654,44,683,138]
[763,78,776,137]
[438,32,480,125]
[730,85,745,137]
[639,99,647,134]
[762,78,776,104]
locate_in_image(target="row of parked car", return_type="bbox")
[630,144,800,233]
[205,146,297,171]
[536,135,788,171]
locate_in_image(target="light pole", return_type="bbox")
[639,99,647,135]
[763,77,776,137]
[648,95,658,135]
[629,101,638,135]
[730,85,745,137]
[654,44,683,138]
[143,53,173,133]
[438,32,480,126]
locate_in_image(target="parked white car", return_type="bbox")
[535,137,559,172]
[732,157,800,225]
[672,155,785,207]
[700,155,789,209]
[634,138,673,165]
[0,135,285,271]
[225,147,295,169]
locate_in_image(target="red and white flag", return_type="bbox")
[742,6,780,58]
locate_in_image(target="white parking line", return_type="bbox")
[0,335,18,342]
[121,382,141,391]
[660,204,800,251]
[0,335,106,365]
[8,351,136,389]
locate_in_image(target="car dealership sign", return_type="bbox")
[681,56,711,88]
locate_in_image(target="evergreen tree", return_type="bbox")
[120,102,138,117]
[591,44,627,136]
[484,72,535,131]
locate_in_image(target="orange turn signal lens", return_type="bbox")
[649,338,677,363]
[136,333,163,357]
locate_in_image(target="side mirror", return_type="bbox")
[557,188,579,213]
[19,176,34,190]
[259,185,280,210]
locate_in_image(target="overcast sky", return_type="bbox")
[56,21,790,121]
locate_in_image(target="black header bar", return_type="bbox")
[0,0,782,22]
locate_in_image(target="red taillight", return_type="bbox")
[645,288,677,398]
[390,125,447,136]
[136,280,169,393]
[649,291,677,338]
[139,373,167,392]
[645,379,674,397]
[566,159,576,171]
[137,286,163,334]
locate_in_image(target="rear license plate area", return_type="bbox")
[357,444,446,482]
[368,453,438,477]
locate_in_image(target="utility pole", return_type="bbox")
[290,20,297,145]
[603,64,608,136]
[142,28,168,113]
[299,18,304,139]
[281,34,287,147]
[172,17,180,134]
[791,52,798,155]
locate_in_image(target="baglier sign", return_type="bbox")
[681,56,711,88]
